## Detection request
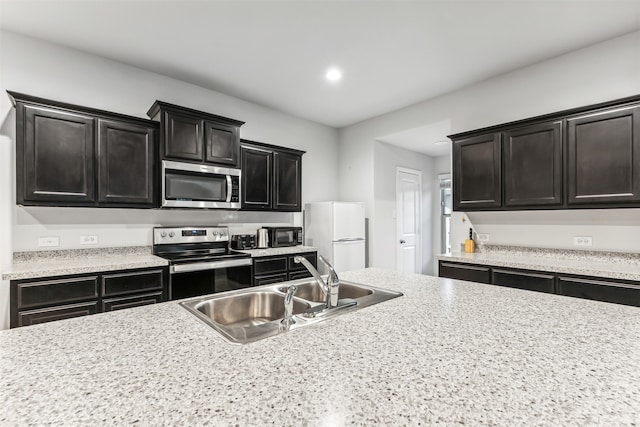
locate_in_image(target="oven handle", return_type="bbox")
[171,258,252,274]
[226,174,232,203]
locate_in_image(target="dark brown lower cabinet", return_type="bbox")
[102,292,164,312]
[252,251,317,286]
[438,262,491,284]
[10,267,168,328]
[18,302,98,327]
[254,274,289,286]
[438,260,640,307]
[556,276,640,307]
[492,268,555,293]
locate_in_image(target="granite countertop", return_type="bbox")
[1,268,638,425]
[1,247,168,281]
[236,245,318,257]
[437,245,640,282]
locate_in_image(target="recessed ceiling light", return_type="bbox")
[325,67,342,82]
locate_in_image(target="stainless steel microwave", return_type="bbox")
[161,160,241,209]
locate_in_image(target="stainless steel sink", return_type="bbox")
[280,281,373,303]
[191,291,311,327]
[180,277,403,344]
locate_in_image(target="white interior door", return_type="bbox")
[396,168,422,273]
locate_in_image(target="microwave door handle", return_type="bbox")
[226,174,232,203]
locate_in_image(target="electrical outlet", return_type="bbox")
[38,236,59,247]
[80,235,98,245]
[573,236,593,247]
[476,233,490,242]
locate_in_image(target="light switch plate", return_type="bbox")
[38,236,59,247]
[80,235,98,245]
[573,236,593,246]
[476,233,490,242]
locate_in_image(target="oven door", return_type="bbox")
[169,258,252,300]
[162,160,240,209]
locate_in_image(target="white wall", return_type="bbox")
[339,30,640,258]
[0,31,340,329]
[372,141,435,274]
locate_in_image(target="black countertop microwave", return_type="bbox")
[263,227,303,247]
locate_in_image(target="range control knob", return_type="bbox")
[169,232,175,238]
[212,231,219,236]
[160,231,167,238]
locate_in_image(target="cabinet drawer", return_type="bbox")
[439,262,491,284]
[16,276,99,309]
[253,256,287,275]
[254,273,288,287]
[102,269,164,297]
[492,269,555,293]
[18,301,98,327]
[288,252,317,271]
[288,270,312,281]
[102,292,163,312]
[556,276,640,307]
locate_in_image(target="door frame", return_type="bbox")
[395,166,422,273]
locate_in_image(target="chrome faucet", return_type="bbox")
[294,255,340,309]
[281,284,297,329]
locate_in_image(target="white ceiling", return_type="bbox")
[1,0,640,154]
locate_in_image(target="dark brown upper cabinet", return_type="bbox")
[449,94,640,211]
[9,91,158,208]
[97,119,155,206]
[453,132,501,210]
[503,121,562,207]
[273,151,302,210]
[163,110,203,161]
[19,104,96,205]
[567,105,640,205]
[240,139,304,212]
[147,101,243,167]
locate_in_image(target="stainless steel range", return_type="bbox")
[153,226,253,300]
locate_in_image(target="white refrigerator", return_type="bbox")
[304,201,366,274]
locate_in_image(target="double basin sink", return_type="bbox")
[180,278,403,344]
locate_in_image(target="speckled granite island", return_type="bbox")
[1,268,639,426]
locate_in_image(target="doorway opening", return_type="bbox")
[439,174,452,254]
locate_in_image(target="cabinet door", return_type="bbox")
[438,261,491,284]
[253,273,288,287]
[241,146,272,209]
[492,268,555,293]
[102,292,163,312]
[253,256,287,276]
[204,121,239,166]
[288,252,317,271]
[17,302,98,327]
[97,119,156,206]
[101,269,165,298]
[503,121,562,207]
[567,105,640,205]
[163,110,203,161]
[19,104,95,205]
[453,133,501,210]
[556,276,640,307]
[273,151,302,211]
[288,271,312,281]
[15,276,99,310]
